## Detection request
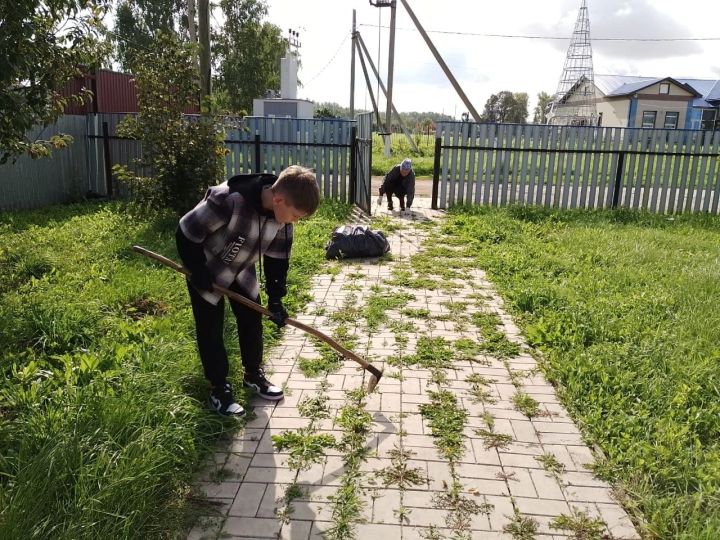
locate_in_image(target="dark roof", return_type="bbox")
[594,74,718,104]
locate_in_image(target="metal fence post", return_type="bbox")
[102,121,113,197]
[611,152,625,209]
[254,133,261,173]
[349,126,357,204]
[432,136,441,209]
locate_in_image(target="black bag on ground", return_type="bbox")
[325,225,390,259]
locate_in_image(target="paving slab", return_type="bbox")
[187,198,639,540]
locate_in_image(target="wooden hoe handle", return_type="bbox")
[132,245,383,390]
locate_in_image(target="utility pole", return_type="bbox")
[356,33,417,152]
[369,0,396,157]
[399,0,481,122]
[198,0,211,102]
[187,0,197,43]
[384,1,396,157]
[187,0,200,87]
[350,10,356,118]
[356,39,383,128]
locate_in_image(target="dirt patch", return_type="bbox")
[123,297,169,320]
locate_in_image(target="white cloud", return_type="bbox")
[264,0,720,118]
[528,0,703,59]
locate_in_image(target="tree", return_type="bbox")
[213,0,286,114]
[313,106,338,118]
[533,91,553,124]
[480,91,528,124]
[511,93,529,124]
[113,0,188,70]
[113,33,226,214]
[0,0,110,163]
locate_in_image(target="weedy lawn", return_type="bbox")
[443,205,720,539]
[0,199,350,539]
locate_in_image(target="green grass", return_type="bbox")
[443,204,720,539]
[371,133,435,177]
[0,199,351,539]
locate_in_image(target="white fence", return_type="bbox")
[225,116,355,201]
[434,122,720,214]
[1,114,358,212]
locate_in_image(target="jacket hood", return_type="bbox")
[227,174,278,218]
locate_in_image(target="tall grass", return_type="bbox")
[0,199,350,539]
[442,205,720,539]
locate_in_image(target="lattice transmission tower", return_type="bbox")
[548,0,597,126]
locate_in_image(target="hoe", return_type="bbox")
[133,246,383,392]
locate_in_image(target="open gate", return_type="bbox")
[351,112,373,213]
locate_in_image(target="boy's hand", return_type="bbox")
[190,266,214,292]
[267,300,288,327]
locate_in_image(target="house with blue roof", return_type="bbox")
[592,74,720,130]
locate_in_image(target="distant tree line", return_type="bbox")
[315,91,554,128]
[313,102,454,132]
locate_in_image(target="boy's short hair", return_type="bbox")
[273,165,321,215]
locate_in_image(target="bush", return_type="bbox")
[113,33,227,215]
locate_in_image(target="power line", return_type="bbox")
[358,23,720,42]
[303,32,350,84]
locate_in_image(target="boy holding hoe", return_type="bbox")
[176,165,321,417]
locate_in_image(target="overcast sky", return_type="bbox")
[264,0,720,118]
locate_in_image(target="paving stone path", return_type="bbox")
[188,198,639,540]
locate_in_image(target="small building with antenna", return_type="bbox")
[252,29,314,118]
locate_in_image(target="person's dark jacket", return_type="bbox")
[379,165,415,207]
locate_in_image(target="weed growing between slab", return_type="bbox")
[475,412,512,453]
[550,508,606,539]
[512,390,541,418]
[503,507,540,539]
[376,446,427,489]
[401,307,431,319]
[454,338,491,365]
[298,335,355,377]
[370,215,404,234]
[384,264,445,291]
[471,311,521,358]
[507,367,538,387]
[388,319,417,336]
[276,483,306,524]
[272,381,335,521]
[420,387,492,538]
[398,336,455,370]
[363,290,415,330]
[325,389,374,540]
[466,373,498,405]
[327,293,363,325]
[474,428,512,450]
[536,453,566,477]
[272,429,337,471]
[434,480,493,535]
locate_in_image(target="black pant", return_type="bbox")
[386,187,406,209]
[187,280,263,387]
